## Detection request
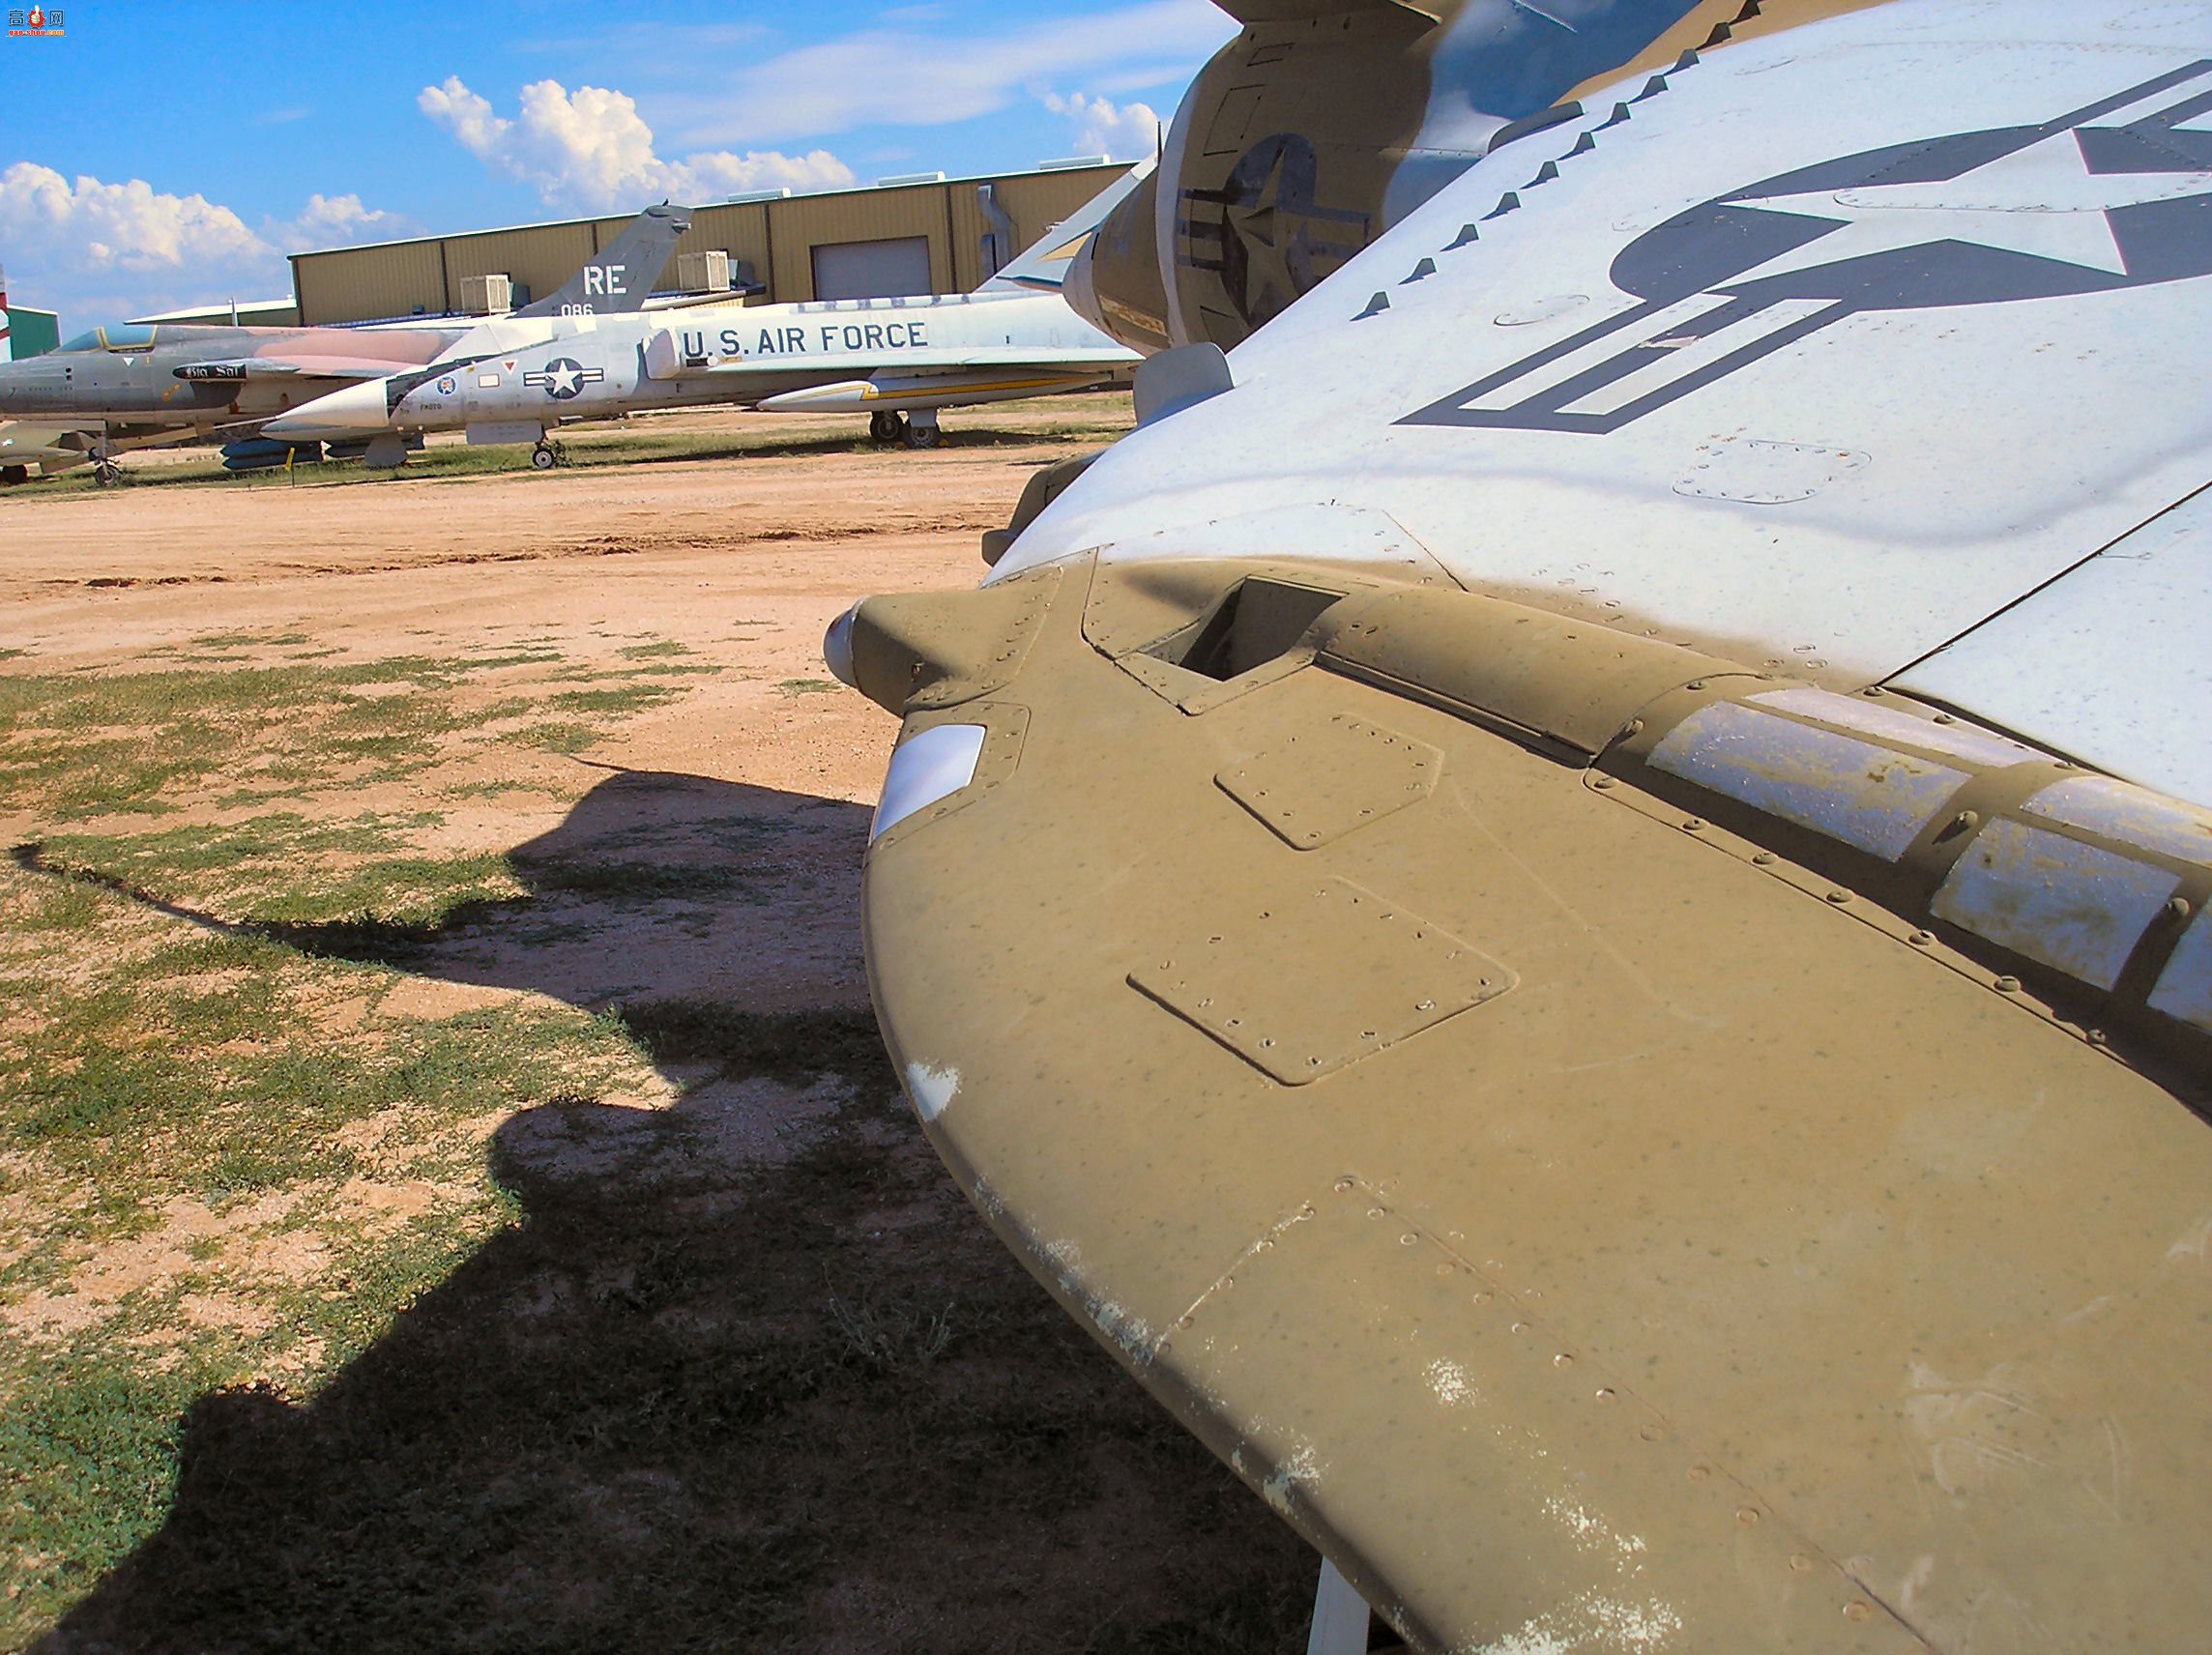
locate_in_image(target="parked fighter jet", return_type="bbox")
[263,184,1144,462]
[828,2,2212,1651]
[0,263,84,485]
[0,204,689,479]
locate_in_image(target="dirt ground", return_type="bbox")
[0,402,1322,1653]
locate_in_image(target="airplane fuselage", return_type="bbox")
[268,291,1138,442]
[0,323,473,428]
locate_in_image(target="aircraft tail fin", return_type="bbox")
[978,161,1150,296]
[513,203,691,318]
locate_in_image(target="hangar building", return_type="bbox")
[280,160,1132,328]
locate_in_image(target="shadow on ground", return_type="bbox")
[20,771,1315,1654]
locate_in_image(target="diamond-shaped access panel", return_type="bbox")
[1216,713,1441,849]
[1128,877,1515,1085]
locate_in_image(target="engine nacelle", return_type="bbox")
[1068,0,1735,354]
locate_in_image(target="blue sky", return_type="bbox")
[1,0,1232,329]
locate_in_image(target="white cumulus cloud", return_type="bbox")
[420,74,855,211]
[655,0,1229,147]
[266,192,410,252]
[1041,91,1164,161]
[0,161,268,275]
[0,163,411,327]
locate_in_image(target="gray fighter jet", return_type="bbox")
[0,204,689,480]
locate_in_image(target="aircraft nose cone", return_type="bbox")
[264,378,393,438]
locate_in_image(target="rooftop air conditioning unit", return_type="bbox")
[676,250,732,294]
[458,273,511,314]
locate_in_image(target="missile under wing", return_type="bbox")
[829,2,2212,1649]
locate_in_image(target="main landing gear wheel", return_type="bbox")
[530,438,567,471]
[0,465,28,487]
[93,459,122,487]
[868,410,906,446]
[903,416,942,450]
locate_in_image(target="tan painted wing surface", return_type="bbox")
[857,565,2212,1652]
[840,1,2212,1648]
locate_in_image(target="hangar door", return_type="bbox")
[811,237,933,302]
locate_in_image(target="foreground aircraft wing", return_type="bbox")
[830,3,2212,1650]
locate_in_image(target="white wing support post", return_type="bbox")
[1306,1556,1379,1655]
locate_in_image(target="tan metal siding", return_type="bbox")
[946,186,992,291]
[989,166,1133,258]
[767,186,956,301]
[444,225,598,311]
[673,203,771,292]
[292,240,448,324]
[288,165,1140,322]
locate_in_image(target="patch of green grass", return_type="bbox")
[775,679,840,697]
[439,778,558,802]
[459,651,565,670]
[5,1064,1314,1655]
[508,720,598,754]
[0,662,463,817]
[617,641,691,661]
[41,813,443,879]
[544,683,684,716]
[0,641,708,819]
[190,632,311,651]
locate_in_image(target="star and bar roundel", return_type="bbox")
[523,358,604,401]
[1403,61,2212,436]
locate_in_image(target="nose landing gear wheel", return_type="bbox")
[93,459,122,486]
[868,410,906,447]
[530,439,567,471]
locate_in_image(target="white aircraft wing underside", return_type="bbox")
[996,0,2212,804]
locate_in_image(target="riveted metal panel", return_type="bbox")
[1933,820,2182,992]
[1168,1181,1929,1653]
[1216,713,1441,848]
[1127,876,1514,1085]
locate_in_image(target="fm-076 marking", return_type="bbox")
[684,320,933,359]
